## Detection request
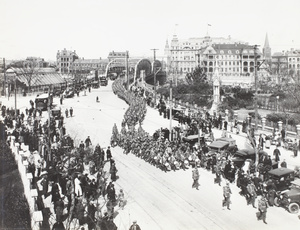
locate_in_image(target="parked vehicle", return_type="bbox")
[274,179,300,214]
[268,168,295,191]
[283,138,295,151]
[35,93,53,111]
[208,140,229,153]
[63,88,75,98]
[100,76,108,86]
[51,108,61,120]
[216,137,236,147]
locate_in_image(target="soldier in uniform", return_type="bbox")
[257,196,268,224]
[192,166,200,190]
[247,181,257,208]
[223,182,232,210]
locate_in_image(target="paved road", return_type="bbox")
[1,81,299,230]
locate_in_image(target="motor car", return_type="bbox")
[207,140,229,152]
[100,76,108,86]
[284,138,295,151]
[274,179,300,214]
[51,109,61,120]
[182,134,200,144]
[35,93,53,111]
[268,168,295,191]
[63,88,75,98]
[231,148,270,167]
[215,137,236,147]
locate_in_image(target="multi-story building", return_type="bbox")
[72,58,109,75]
[25,57,49,68]
[271,49,300,76]
[108,51,127,62]
[165,34,262,84]
[56,48,79,74]
[286,49,300,76]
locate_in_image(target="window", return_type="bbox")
[228,50,232,54]
[220,50,224,54]
[229,62,231,65]
[236,50,240,54]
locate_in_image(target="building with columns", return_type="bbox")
[56,48,79,74]
[165,34,262,86]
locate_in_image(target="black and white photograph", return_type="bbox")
[1,0,300,229]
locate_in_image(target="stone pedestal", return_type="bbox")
[225,109,229,122]
[296,124,300,138]
[262,117,266,130]
[27,173,33,189]
[278,121,283,131]
[32,211,43,230]
[234,111,238,119]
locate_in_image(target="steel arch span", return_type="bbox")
[133,59,152,83]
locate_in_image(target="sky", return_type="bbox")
[1,0,300,61]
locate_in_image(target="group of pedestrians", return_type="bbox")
[65,107,73,118]
[1,98,129,230]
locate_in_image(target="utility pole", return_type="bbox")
[169,80,173,141]
[14,74,17,119]
[254,44,259,130]
[2,58,6,97]
[253,44,259,171]
[47,85,52,164]
[125,51,129,90]
[151,48,158,105]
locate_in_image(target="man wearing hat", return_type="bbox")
[257,195,268,224]
[106,146,112,161]
[85,136,92,148]
[129,220,141,230]
[223,182,232,210]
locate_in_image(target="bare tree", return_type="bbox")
[21,60,41,93]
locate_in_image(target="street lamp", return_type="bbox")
[151,48,158,105]
[276,95,279,112]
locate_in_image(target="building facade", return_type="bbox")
[108,51,127,62]
[56,48,79,74]
[165,34,262,85]
[271,49,300,76]
[72,58,109,75]
[286,49,300,76]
